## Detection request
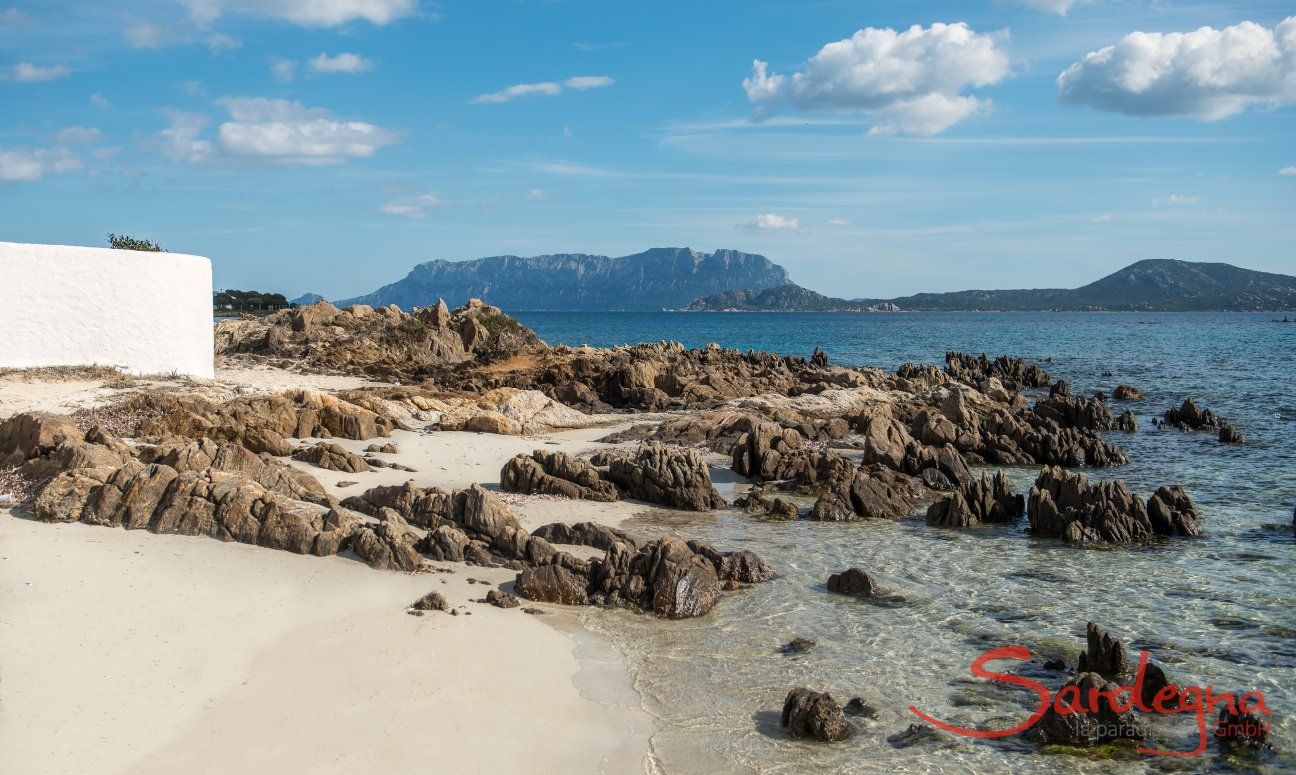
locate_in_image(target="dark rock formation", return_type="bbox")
[1077,621,1128,678]
[886,723,943,748]
[780,638,816,654]
[1162,398,1221,430]
[781,688,852,742]
[1030,673,1147,745]
[844,698,879,718]
[826,568,879,598]
[515,564,589,605]
[1027,467,1202,543]
[1216,702,1273,752]
[1034,394,1136,432]
[486,589,520,608]
[292,441,371,473]
[1218,423,1246,444]
[530,521,640,552]
[410,591,449,612]
[341,481,452,528]
[500,450,618,502]
[597,443,725,511]
[944,352,1051,390]
[1112,385,1142,400]
[926,471,1023,528]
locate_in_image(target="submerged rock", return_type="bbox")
[886,723,943,748]
[781,688,852,742]
[925,471,1023,528]
[1030,672,1148,745]
[1112,385,1142,400]
[779,638,816,654]
[826,568,879,598]
[1216,702,1273,752]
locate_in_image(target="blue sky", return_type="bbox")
[1,0,1294,300]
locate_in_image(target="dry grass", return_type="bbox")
[0,364,135,383]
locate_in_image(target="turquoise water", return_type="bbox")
[513,311,1295,773]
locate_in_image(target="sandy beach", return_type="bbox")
[0,367,657,775]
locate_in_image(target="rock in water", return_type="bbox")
[779,638,816,654]
[499,449,618,502]
[1077,621,1128,678]
[886,723,942,748]
[781,688,852,742]
[826,568,879,598]
[1162,397,1221,430]
[1112,385,1142,400]
[1215,701,1273,752]
[1218,423,1246,444]
[1027,466,1202,543]
[1030,673,1148,745]
[926,471,1023,528]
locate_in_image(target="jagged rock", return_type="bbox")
[500,450,618,502]
[1030,673,1147,745]
[350,509,425,571]
[486,589,520,609]
[687,542,775,584]
[1077,621,1128,678]
[293,442,371,473]
[1216,702,1273,752]
[1050,379,1071,398]
[781,688,852,742]
[856,415,914,471]
[844,698,879,718]
[826,568,879,597]
[1027,467,1202,543]
[926,471,1023,528]
[1034,394,1136,432]
[515,564,589,605]
[945,352,1051,390]
[365,442,400,454]
[138,437,331,505]
[1218,423,1246,444]
[1112,385,1142,400]
[410,591,449,612]
[599,443,725,511]
[341,481,452,528]
[1140,662,1178,710]
[1162,398,1221,430]
[531,521,640,552]
[731,420,807,481]
[780,638,816,654]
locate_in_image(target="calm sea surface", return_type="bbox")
[513,311,1295,774]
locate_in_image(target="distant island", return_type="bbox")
[686,259,1296,313]
[337,248,789,311]
[683,284,899,312]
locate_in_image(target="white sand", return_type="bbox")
[0,367,664,774]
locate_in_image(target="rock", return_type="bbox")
[1112,385,1142,400]
[410,590,449,612]
[1077,621,1128,678]
[731,420,807,481]
[500,450,618,502]
[365,442,400,454]
[1030,672,1147,745]
[826,568,879,598]
[341,481,452,529]
[781,688,852,742]
[1027,466,1202,543]
[944,352,1051,391]
[1215,701,1272,752]
[649,542,720,618]
[515,564,589,605]
[485,589,521,609]
[886,723,942,748]
[779,638,816,654]
[1139,662,1178,710]
[530,521,641,552]
[765,497,801,520]
[1162,398,1221,430]
[844,698,879,718]
[1218,423,1246,444]
[600,443,725,511]
[292,442,371,473]
[926,471,1023,528]
[350,509,425,571]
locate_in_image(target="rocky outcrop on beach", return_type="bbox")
[215,298,539,379]
[1034,394,1137,432]
[592,443,726,511]
[1216,703,1273,752]
[292,442,371,473]
[925,471,1023,528]
[781,688,852,742]
[1027,467,1202,543]
[943,352,1051,391]
[137,436,331,505]
[1029,672,1148,745]
[500,450,619,502]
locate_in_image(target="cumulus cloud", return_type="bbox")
[6,62,71,82]
[150,109,216,162]
[1154,194,1200,206]
[472,75,614,104]
[1058,17,1296,120]
[742,213,804,233]
[270,58,298,82]
[308,52,375,74]
[743,22,1009,135]
[377,192,448,217]
[0,125,101,182]
[1281,166,1296,175]
[91,93,112,109]
[180,0,417,27]
[215,97,399,164]
[207,32,240,53]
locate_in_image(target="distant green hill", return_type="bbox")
[683,284,898,312]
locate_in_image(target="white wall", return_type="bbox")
[0,242,214,378]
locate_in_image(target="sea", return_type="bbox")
[512,311,1296,774]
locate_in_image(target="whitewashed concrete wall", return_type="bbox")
[0,242,214,378]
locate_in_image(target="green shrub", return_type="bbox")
[107,233,164,252]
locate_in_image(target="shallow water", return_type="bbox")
[513,312,1295,773]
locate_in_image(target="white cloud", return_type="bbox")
[743,22,1009,135]
[1153,194,1200,206]
[1058,17,1296,120]
[56,126,101,144]
[6,62,71,83]
[270,58,298,82]
[1091,213,1114,222]
[180,0,417,27]
[124,23,165,48]
[206,32,240,54]
[742,213,804,233]
[0,125,102,183]
[1281,166,1296,175]
[471,75,613,104]
[377,192,447,217]
[308,52,375,74]
[1013,0,1085,14]
[826,217,850,226]
[215,96,399,164]
[90,93,112,109]
[151,109,215,162]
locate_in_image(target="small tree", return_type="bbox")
[107,233,165,252]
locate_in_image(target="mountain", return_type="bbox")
[291,292,325,306]
[337,248,790,311]
[683,284,899,312]
[852,260,1296,312]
